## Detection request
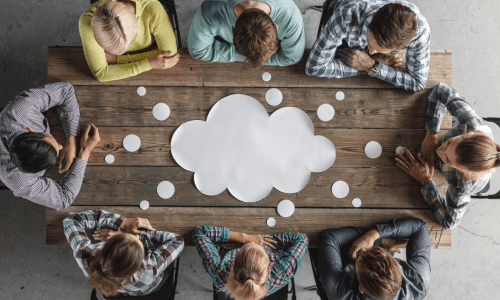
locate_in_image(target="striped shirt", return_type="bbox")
[64,210,185,296]
[0,82,87,211]
[422,83,494,230]
[192,226,308,297]
[305,0,431,92]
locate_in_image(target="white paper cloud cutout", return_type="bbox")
[171,94,336,202]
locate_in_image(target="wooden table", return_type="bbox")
[45,47,453,248]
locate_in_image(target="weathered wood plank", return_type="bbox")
[46,206,451,248]
[47,86,452,130]
[47,47,452,89]
[48,166,448,208]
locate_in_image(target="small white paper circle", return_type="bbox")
[137,86,146,96]
[262,72,271,82]
[265,88,283,106]
[105,154,115,164]
[123,134,141,152]
[317,104,335,121]
[396,146,405,156]
[277,200,295,218]
[157,181,175,199]
[267,217,276,227]
[365,141,383,159]
[332,181,349,198]
[153,103,170,121]
[140,200,149,210]
[352,198,362,207]
[335,91,345,101]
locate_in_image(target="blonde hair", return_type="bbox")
[91,1,138,55]
[456,130,500,172]
[225,245,270,300]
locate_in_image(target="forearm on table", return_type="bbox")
[371,63,427,92]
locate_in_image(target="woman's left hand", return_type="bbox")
[246,234,277,250]
[395,147,434,185]
[105,52,118,64]
[94,228,121,241]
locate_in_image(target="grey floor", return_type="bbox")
[1,0,500,299]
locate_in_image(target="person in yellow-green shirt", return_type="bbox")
[79,0,180,82]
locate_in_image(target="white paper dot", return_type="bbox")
[317,104,335,121]
[123,134,141,152]
[277,200,295,218]
[140,200,149,210]
[157,181,175,199]
[105,154,115,164]
[262,72,271,82]
[352,198,362,207]
[332,181,349,198]
[265,88,283,106]
[365,141,383,159]
[137,86,146,96]
[267,217,276,227]
[396,146,405,156]
[153,103,171,121]
[335,91,345,101]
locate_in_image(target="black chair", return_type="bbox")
[309,0,336,38]
[306,248,329,300]
[90,257,180,300]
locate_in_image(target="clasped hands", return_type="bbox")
[94,217,155,241]
[337,48,404,73]
[59,123,101,174]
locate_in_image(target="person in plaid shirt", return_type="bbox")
[306,0,431,92]
[395,83,500,230]
[192,226,308,300]
[63,210,184,297]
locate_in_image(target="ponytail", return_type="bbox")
[495,143,500,168]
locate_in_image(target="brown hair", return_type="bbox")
[225,245,270,300]
[456,131,500,172]
[233,8,279,68]
[368,3,417,49]
[87,234,144,297]
[357,246,402,299]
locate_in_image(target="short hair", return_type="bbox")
[357,246,402,299]
[456,131,500,172]
[9,132,57,173]
[233,8,279,68]
[368,3,417,49]
[91,1,138,55]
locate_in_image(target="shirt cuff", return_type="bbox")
[63,119,80,138]
[421,181,439,205]
[221,227,230,243]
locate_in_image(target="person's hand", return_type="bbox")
[120,217,155,235]
[94,228,121,241]
[245,234,277,250]
[421,131,439,163]
[78,123,100,161]
[349,229,380,260]
[147,51,180,70]
[59,136,77,174]
[381,237,408,253]
[370,53,404,69]
[395,147,434,186]
[338,48,376,73]
[105,52,118,64]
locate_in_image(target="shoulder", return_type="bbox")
[200,0,228,23]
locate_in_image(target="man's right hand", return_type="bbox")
[147,51,180,70]
[78,122,101,161]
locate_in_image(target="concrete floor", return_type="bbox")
[1,0,500,299]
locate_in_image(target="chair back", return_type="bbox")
[308,248,329,300]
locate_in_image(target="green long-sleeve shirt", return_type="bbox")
[188,0,305,66]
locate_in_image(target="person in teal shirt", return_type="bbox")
[188,0,305,67]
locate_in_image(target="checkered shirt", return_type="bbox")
[64,210,185,296]
[305,0,431,92]
[422,83,494,230]
[0,82,87,211]
[192,226,308,297]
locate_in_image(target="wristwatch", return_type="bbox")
[368,60,379,77]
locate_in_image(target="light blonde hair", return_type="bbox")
[91,1,138,55]
[456,130,500,172]
[225,244,270,300]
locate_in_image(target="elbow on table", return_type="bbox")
[188,46,211,62]
[406,77,427,92]
[305,65,321,77]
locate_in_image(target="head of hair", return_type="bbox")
[368,3,417,49]
[356,245,402,299]
[225,244,270,300]
[87,234,144,297]
[91,1,138,55]
[455,131,500,172]
[233,8,279,69]
[9,132,57,173]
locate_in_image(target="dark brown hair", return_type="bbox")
[233,8,279,68]
[87,234,144,297]
[368,3,417,49]
[357,246,402,299]
[9,132,57,173]
[456,131,500,172]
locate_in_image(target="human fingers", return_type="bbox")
[417,153,429,167]
[89,123,99,137]
[83,123,92,137]
[132,229,147,235]
[139,218,155,231]
[404,147,418,163]
[349,244,361,260]
[265,235,277,244]
[60,156,72,173]
[395,153,411,167]
[161,51,172,57]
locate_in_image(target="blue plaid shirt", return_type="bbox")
[305,0,431,92]
[422,83,494,230]
[192,226,308,297]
